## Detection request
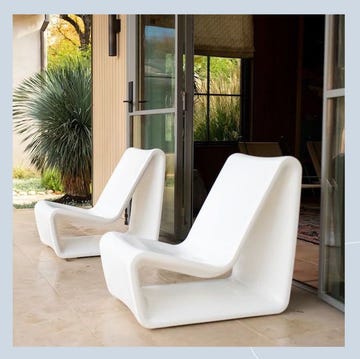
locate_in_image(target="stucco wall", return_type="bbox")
[12,15,44,169]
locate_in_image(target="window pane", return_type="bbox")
[194,55,208,94]
[209,57,241,94]
[139,15,175,110]
[193,56,244,142]
[209,96,241,141]
[193,95,208,141]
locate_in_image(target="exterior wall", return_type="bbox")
[12,14,44,168]
[92,15,127,203]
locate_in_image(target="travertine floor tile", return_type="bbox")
[13,209,344,347]
[148,320,276,346]
[14,317,103,346]
[295,239,319,264]
[240,287,344,346]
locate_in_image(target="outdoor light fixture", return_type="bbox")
[109,15,121,56]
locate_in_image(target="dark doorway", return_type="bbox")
[192,15,325,289]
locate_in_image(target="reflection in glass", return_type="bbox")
[322,97,345,302]
[131,113,175,236]
[139,15,175,111]
[328,15,345,90]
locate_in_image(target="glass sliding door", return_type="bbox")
[319,15,345,309]
[127,15,193,242]
[131,112,176,236]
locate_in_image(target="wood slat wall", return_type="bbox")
[92,15,127,203]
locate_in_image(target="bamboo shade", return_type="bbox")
[194,15,254,58]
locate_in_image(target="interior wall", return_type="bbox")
[92,15,128,203]
[298,16,325,151]
[252,15,300,155]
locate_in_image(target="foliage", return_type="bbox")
[194,96,240,141]
[47,14,91,67]
[41,168,64,192]
[13,56,92,198]
[13,178,45,193]
[59,15,92,50]
[194,56,241,141]
[12,166,38,179]
[47,45,91,70]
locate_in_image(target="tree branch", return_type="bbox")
[57,27,79,47]
[59,14,82,36]
[58,14,91,50]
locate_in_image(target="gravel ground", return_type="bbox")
[12,189,63,206]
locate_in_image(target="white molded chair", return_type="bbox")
[34,148,165,259]
[100,153,302,329]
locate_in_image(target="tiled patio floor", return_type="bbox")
[13,208,344,346]
[294,239,319,288]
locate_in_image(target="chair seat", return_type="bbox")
[141,278,282,328]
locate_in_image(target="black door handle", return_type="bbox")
[124,81,134,112]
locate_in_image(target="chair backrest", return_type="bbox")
[182,153,302,269]
[92,148,165,222]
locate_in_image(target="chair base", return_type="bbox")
[136,278,286,329]
[49,235,101,259]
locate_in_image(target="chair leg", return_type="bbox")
[34,201,57,249]
[100,232,146,322]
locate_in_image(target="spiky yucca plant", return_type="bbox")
[13,57,92,199]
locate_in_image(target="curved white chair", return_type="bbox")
[34,148,165,259]
[100,153,302,329]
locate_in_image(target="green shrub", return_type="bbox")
[12,167,38,179]
[41,168,64,192]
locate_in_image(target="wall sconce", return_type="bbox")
[109,15,121,56]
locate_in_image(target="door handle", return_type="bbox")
[124,81,134,112]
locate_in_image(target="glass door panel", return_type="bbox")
[138,15,175,111]
[131,113,175,237]
[127,15,193,242]
[320,15,345,309]
[321,96,345,304]
[327,15,344,90]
